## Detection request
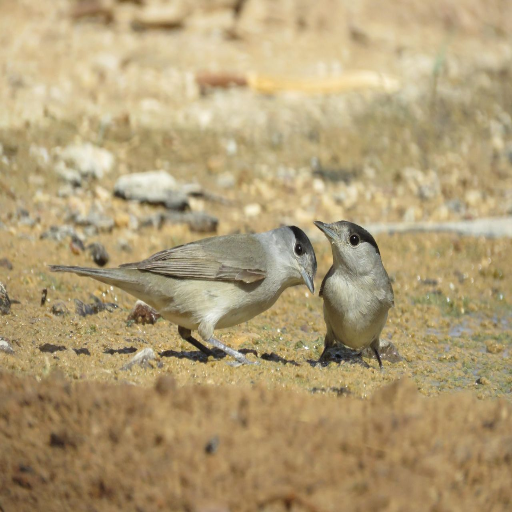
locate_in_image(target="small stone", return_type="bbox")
[56,143,114,179]
[41,225,80,243]
[41,288,48,307]
[216,172,235,189]
[465,189,483,207]
[72,207,114,233]
[0,337,14,355]
[186,212,218,233]
[485,340,504,354]
[121,347,156,371]
[476,376,490,386]
[204,435,219,454]
[114,171,189,210]
[55,161,82,186]
[127,301,161,325]
[51,302,69,316]
[114,212,131,229]
[70,236,85,255]
[244,203,261,217]
[87,242,109,267]
[75,297,117,316]
[132,4,188,31]
[29,145,50,167]
[0,258,13,270]
[0,282,11,315]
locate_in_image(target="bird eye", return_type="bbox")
[294,243,304,256]
[349,234,360,247]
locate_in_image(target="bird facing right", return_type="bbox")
[314,220,394,368]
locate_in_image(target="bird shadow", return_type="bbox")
[260,352,301,366]
[306,345,371,369]
[158,347,302,366]
[159,348,224,363]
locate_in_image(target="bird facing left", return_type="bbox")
[49,226,317,365]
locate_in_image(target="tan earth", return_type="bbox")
[1,0,512,510]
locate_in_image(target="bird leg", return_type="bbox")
[178,326,215,357]
[319,346,330,362]
[372,346,383,370]
[207,337,258,365]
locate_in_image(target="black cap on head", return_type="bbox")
[288,225,317,271]
[341,221,380,255]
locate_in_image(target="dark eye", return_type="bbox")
[295,243,303,256]
[349,234,360,247]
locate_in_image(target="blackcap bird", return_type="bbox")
[314,220,394,369]
[50,226,317,365]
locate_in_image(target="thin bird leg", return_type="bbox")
[178,326,215,357]
[372,346,383,369]
[207,337,258,365]
[319,346,329,362]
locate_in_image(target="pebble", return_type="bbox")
[0,258,13,270]
[87,242,110,266]
[0,282,11,315]
[114,212,131,229]
[41,225,80,243]
[71,206,115,233]
[127,301,161,325]
[121,348,156,371]
[216,172,235,189]
[70,236,85,255]
[160,211,219,233]
[114,171,189,210]
[75,297,117,316]
[29,145,50,167]
[56,143,114,180]
[0,337,14,355]
[55,161,82,186]
[244,203,262,217]
[132,5,188,31]
[51,302,69,316]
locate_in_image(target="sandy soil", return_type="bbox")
[1,374,511,512]
[1,0,512,510]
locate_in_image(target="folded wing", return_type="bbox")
[120,234,267,284]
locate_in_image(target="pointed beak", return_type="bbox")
[314,220,337,241]
[300,267,315,294]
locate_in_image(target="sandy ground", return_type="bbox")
[1,0,512,510]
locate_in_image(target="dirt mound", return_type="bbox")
[0,373,510,511]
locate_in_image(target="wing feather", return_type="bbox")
[120,234,267,283]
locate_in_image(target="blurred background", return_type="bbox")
[1,0,511,239]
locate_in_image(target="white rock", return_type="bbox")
[121,348,156,371]
[55,160,82,186]
[225,139,238,155]
[57,143,114,179]
[0,338,14,354]
[216,172,235,189]
[29,145,50,166]
[244,203,262,217]
[114,170,188,210]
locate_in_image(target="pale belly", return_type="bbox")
[154,277,285,332]
[323,285,389,350]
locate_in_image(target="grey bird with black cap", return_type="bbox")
[314,220,394,368]
[50,226,317,365]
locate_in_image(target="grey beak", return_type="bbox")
[300,267,315,294]
[314,220,337,241]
